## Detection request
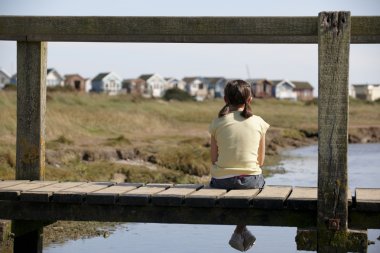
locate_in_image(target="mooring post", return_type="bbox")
[12,41,48,253]
[317,11,367,252]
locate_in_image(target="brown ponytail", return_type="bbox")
[218,80,253,119]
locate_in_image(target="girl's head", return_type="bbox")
[218,79,253,118]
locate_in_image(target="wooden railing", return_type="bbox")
[0,12,379,253]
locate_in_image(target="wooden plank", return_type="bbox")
[146,183,173,188]
[16,41,47,181]
[0,16,317,43]
[173,184,204,189]
[318,11,350,234]
[86,183,143,204]
[287,187,317,210]
[0,180,29,189]
[20,182,87,202]
[252,186,292,209]
[219,189,260,208]
[185,188,226,207]
[0,201,317,227]
[119,186,167,206]
[355,188,380,211]
[152,187,201,206]
[318,11,351,253]
[51,182,114,203]
[0,16,378,43]
[0,181,57,200]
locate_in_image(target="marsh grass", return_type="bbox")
[1,91,379,181]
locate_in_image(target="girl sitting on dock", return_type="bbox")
[208,79,269,252]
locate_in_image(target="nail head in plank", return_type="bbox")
[152,187,200,206]
[52,182,114,203]
[20,182,87,202]
[86,183,143,205]
[253,186,292,209]
[0,181,57,200]
[219,189,260,208]
[119,186,167,206]
[355,188,380,211]
[185,189,227,207]
[287,187,317,210]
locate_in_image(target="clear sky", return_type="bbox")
[0,0,379,94]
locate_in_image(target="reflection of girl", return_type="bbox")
[208,80,269,251]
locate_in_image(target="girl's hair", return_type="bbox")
[218,79,253,118]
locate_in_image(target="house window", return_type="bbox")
[199,83,204,89]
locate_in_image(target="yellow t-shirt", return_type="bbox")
[208,111,270,178]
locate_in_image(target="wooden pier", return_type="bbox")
[0,12,380,253]
[0,181,379,229]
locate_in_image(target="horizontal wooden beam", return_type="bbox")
[0,201,378,229]
[0,200,316,227]
[0,16,379,43]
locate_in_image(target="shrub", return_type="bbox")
[163,88,194,101]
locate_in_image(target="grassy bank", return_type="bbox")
[0,91,379,182]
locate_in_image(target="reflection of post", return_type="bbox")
[318,11,366,252]
[13,41,47,253]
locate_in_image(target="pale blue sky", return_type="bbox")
[0,0,379,93]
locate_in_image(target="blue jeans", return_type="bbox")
[210,174,265,190]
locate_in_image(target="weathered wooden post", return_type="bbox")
[317,11,366,252]
[12,41,48,253]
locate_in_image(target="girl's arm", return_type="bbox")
[257,134,266,166]
[210,136,218,165]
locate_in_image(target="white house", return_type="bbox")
[183,77,208,101]
[353,84,380,101]
[165,77,186,91]
[46,68,64,87]
[139,73,167,98]
[91,72,122,95]
[0,69,11,89]
[271,79,298,101]
[85,78,92,93]
[205,77,227,98]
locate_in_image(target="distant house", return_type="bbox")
[91,72,122,95]
[205,77,227,98]
[183,77,208,101]
[139,73,167,98]
[165,77,186,91]
[64,74,86,91]
[292,81,314,101]
[271,79,297,101]
[247,79,273,98]
[85,78,92,93]
[10,74,17,85]
[0,69,11,89]
[353,84,380,101]
[122,78,146,96]
[47,68,64,87]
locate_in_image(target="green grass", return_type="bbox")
[0,91,379,182]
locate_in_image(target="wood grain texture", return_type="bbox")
[20,182,87,202]
[86,183,143,204]
[355,188,380,211]
[253,186,292,209]
[51,182,114,203]
[185,188,226,207]
[151,187,200,206]
[0,16,378,43]
[16,41,47,181]
[118,186,167,206]
[0,181,56,200]
[219,189,260,208]
[318,12,350,234]
[0,180,29,189]
[287,187,317,210]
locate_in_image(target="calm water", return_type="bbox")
[45,143,380,253]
